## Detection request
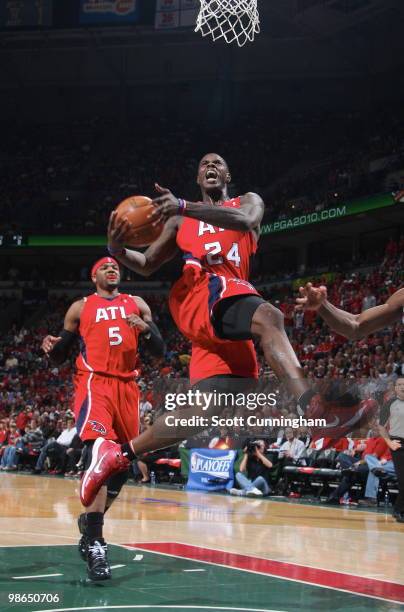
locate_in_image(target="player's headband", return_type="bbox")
[91,257,119,279]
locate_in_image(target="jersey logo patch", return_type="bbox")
[228,278,255,291]
[89,420,107,435]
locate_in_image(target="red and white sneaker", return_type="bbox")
[80,438,130,507]
[306,395,377,438]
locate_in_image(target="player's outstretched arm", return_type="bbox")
[297,283,403,340]
[108,211,179,277]
[151,185,264,233]
[43,299,83,364]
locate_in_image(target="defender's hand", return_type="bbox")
[296,282,327,311]
[42,335,61,355]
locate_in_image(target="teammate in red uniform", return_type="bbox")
[80,153,371,506]
[41,256,164,581]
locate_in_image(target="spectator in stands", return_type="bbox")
[5,353,18,372]
[19,419,45,456]
[32,417,76,474]
[230,440,273,497]
[279,427,306,465]
[325,434,390,505]
[358,442,395,507]
[0,420,8,454]
[40,415,58,439]
[208,425,234,450]
[15,408,30,434]
[140,392,152,418]
[362,288,376,312]
[298,426,312,449]
[0,423,21,471]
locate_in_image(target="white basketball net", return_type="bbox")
[195,0,260,47]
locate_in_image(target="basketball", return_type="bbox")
[114,195,164,248]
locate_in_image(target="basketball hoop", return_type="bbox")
[195,0,260,47]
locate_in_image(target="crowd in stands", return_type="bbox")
[1,108,403,239]
[224,426,397,506]
[0,238,402,508]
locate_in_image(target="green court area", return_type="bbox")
[0,545,400,612]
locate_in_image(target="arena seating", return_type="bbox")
[1,110,403,239]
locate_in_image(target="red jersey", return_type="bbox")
[76,293,140,380]
[170,196,260,381]
[16,412,29,431]
[176,196,257,281]
[361,437,389,460]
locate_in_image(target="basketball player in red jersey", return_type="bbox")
[80,153,372,506]
[41,256,164,581]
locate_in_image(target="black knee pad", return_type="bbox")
[106,469,129,500]
[83,440,94,470]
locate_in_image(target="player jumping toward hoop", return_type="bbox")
[41,257,164,581]
[80,153,372,506]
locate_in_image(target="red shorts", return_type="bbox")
[73,371,140,443]
[169,264,260,382]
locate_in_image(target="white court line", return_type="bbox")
[133,555,143,561]
[110,564,126,570]
[183,569,206,572]
[13,573,63,579]
[34,606,284,612]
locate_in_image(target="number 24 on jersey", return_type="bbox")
[205,241,241,267]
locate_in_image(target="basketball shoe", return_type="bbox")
[87,539,111,581]
[80,438,130,507]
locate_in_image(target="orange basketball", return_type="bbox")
[114,195,163,248]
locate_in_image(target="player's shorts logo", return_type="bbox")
[88,420,107,435]
[228,278,255,291]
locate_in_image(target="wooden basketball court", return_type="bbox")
[1,473,403,611]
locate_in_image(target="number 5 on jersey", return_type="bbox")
[205,242,240,267]
[108,326,123,346]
